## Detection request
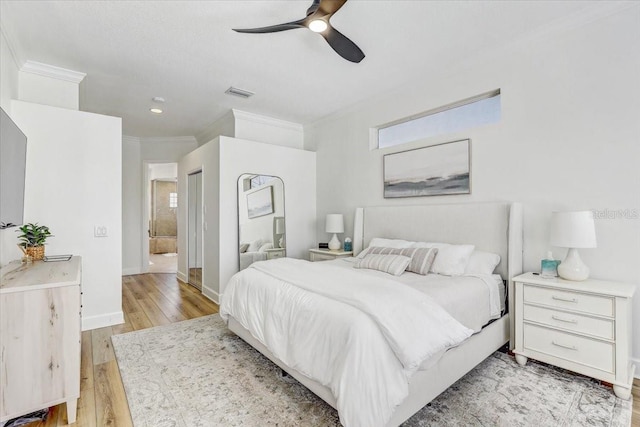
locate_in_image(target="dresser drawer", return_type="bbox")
[523,323,614,373]
[523,285,613,317]
[523,304,614,340]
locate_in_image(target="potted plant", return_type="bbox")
[16,223,53,261]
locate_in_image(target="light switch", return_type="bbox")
[94,226,108,237]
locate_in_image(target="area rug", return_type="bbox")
[111,314,632,427]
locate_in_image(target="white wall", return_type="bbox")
[218,136,316,297]
[11,100,123,331]
[0,28,19,115]
[149,163,177,180]
[0,26,21,266]
[195,109,304,149]
[177,140,219,295]
[177,136,316,302]
[234,110,304,149]
[305,8,640,368]
[196,111,235,146]
[19,71,79,110]
[122,136,197,275]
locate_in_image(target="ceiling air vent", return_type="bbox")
[225,87,254,99]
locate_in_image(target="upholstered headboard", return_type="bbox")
[353,202,523,346]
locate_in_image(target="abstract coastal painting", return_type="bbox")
[247,186,274,219]
[384,139,470,198]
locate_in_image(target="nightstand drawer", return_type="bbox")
[523,304,614,340]
[523,285,613,317]
[311,252,337,262]
[523,323,614,373]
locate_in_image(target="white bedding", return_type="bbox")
[220,258,474,427]
[338,258,504,332]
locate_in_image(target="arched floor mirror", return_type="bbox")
[237,174,286,270]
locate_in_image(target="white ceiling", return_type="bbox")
[1,1,606,137]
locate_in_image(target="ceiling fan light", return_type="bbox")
[308,20,327,33]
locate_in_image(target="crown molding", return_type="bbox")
[195,110,235,144]
[232,109,303,133]
[139,136,197,144]
[20,60,86,84]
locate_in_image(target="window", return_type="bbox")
[377,90,501,149]
[169,192,178,208]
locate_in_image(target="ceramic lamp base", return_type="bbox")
[558,248,590,281]
[328,233,341,250]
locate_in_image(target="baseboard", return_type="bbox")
[632,357,640,379]
[176,270,188,283]
[82,311,125,331]
[122,267,142,276]
[202,286,220,305]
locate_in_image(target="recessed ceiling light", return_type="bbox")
[308,20,327,33]
[152,96,165,103]
[150,108,163,114]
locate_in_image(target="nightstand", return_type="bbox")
[513,272,635,399]
[265,248,286,260]
[309,249,353,262]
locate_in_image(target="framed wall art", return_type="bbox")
[383,139,470,198]
[247,186,274,219]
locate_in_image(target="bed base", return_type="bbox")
[228,313,510,427]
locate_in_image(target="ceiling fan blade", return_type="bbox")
[320,25,365,63]
[233,19,306,34]
[306,0,321,16]
[317,0,348,16]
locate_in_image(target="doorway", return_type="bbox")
[187,171,203,290]
[148,163,178,273]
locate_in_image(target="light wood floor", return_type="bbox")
[26,273,218,427]
[20,273,640,426]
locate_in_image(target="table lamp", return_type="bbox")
[326,214,344,251]
[549,211,597,281]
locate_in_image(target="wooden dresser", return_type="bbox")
[513,272,635,399]
[0,257,82,424]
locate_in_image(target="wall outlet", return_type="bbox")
[94,226,108,237]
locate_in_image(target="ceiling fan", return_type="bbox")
[233,0,365,63]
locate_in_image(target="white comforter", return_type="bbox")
[220,258,474,427]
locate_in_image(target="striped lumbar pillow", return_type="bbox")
[354,254,412,276]
[361,247,438,275]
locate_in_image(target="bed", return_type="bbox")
[221,202,523,427]
[239,241,273,270]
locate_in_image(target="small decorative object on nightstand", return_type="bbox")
[513,272,635,399]
[309,248,353,262]
[550,211,597,281]
[325,214,344,251]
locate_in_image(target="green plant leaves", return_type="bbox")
[16,222,53,247]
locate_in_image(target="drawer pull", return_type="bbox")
[551,315,577,324]
[552,295,578,303]
[552,341,577,351]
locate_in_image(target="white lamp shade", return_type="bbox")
[549,211,597,248]
[325,214,344,233]
[275,218,285,234]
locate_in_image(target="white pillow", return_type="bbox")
[239,243,250,253]
[354,254,411,276]
[411,242,475,276]
[247,239,262,252]
[258,242,274,252]
[464,251,501,275]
